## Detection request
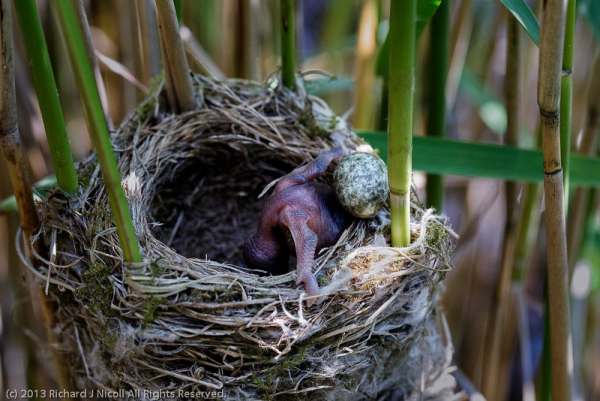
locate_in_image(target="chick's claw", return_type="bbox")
[297,269,320,306]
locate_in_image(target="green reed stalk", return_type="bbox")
[1,0,74,394]
[70,0,114,130]
[174,0,183,26]
[388,0,415,247]
[425,0,450,212]
[54,1,142,265]
[537,0,572,398]
[14,0,78,195]
[280,0,296,91]
[560,0,576,209]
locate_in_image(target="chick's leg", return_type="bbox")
[279,208,319,305]
[274,147,347,193]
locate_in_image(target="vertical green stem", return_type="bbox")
[54,1,142,265]
[560,0,576,209]
[1,0,74,394]
[425,0,450,212]
[14,0,79,195]
[280,0,296,91]
[174,0,183,26]
[70,0,114,130]
[388,0,415,247]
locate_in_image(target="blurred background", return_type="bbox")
[1,0,599,399]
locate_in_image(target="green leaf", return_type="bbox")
[417,0,442,38]
[499,0,540,47]
[375,0,442,78]
[579,0,600,42]
[357,131,600,187]
[0,175,56,215]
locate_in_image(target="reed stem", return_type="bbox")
[1,0,73,393]
[181,27,226,79]
[280,0,296,91]
[388,0,415,247]
[54,1,142,265]
[560,0,576,209]
[133,0,161,93]
[483,14,523,400]
[14,0,79,195]
[156,0,196,112]
[425,0,450,211]
[174,0,183,26]
[70,0,114,130]
[566,51,600,272]
[353,0,378,130]
[537,0,572,398]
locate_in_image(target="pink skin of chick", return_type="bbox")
[243,147,353,305]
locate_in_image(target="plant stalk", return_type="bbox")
[70,0,114,130]
[513,122,543,281]
[156,0,196,112]
[425,0,450,212]
[353,0,379,130]
[14,0,79,195]
[174,0,183,26]
[537,0,572,398]
[1,0,73,394]
[560,0,576,209]
[180,26,226,79]
[566,51,600,272]
[280,0,296,91]
[132,0,161,95]
[483,14,523,400]
[54,1,142,265]
[388,0,415,247]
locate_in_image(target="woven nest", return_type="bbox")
[26,74,459,400]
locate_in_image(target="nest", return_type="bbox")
[25,74,458,400]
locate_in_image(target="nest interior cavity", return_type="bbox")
[30,74,458,400]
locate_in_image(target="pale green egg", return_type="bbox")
[333,152,389,218]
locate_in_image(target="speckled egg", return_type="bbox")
[333,152,389,218]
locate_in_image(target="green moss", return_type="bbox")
[77,161,96,188]
[79,262,116,317]
[142,296,163,329]
[83,202,113,244]
[254,343,314,399]
[149,260,166,282]
[426,221,449,246]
